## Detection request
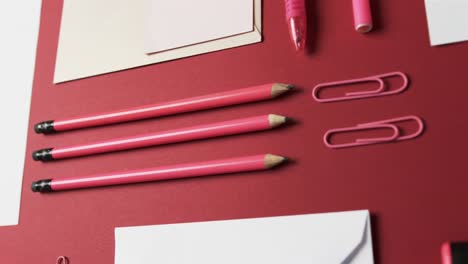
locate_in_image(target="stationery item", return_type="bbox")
[33,114,288,161]
[31,154,286,193]
[57,256,69,264]
[442,242,468,264]
[114,210,374,264]
[0,1,41,226]
[35,83,293,134]
[284,0,307,51]
[324,115,425,149]
[312,72,408,103]
[145,0,254,54]
[54,0,262,83]
[425,0,468,46]
[352,0,373,33]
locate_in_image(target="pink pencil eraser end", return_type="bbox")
[352,0,373,33]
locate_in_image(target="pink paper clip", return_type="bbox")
[312,72,409,103]
[324,115,425,149]
[57,256,69,264]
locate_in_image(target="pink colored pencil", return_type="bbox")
[32,114,288,161]
[34,83,293,134]
[31,154,287,192]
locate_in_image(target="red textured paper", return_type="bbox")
[0,1,467,263]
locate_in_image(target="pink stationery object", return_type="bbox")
[31,154,287,192]
[32,114,288,161]
[441,241,468,264]
[352,0,373,33]
[312,72,408,103]
[57,256,69,264]
[324,115,425,149]
[284,0,307,51]
[35,83,293,134]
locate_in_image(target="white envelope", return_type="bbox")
[115,210,374,264]
[0,1,40,226]
[425,0,468,46]
[54,0,262,83]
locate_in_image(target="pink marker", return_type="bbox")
[32,114,288,161]
[285,0,307,51]
[31,154,287,192]
[352,0,373,33]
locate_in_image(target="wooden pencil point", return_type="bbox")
[271,83,294,98]
[264,154,287,169]
[268,114,288,128]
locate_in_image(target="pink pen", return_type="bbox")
[285,0,307,51]
[31,154,287,192]
[32,114,288,161]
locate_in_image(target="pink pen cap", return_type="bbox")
[352,0,373,33]
[285,0,307,51]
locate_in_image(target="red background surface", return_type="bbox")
[1,0,467,263]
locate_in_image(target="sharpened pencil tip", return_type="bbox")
[264,154,288,169]
[268,114,288,128]
[271,83,294,97]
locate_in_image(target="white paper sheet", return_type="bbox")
[425,0,468,46]
[54,0,262,83]
[115,210,374,264]
[145,0,254,54]
[0,1,41,226]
